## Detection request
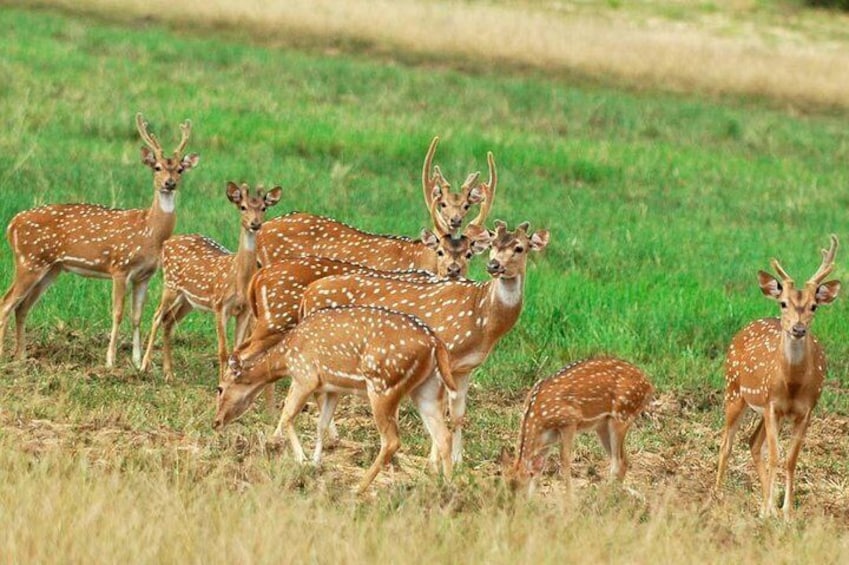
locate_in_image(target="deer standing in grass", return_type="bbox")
[500,357,653,495]
[300,220,549,464]
[716,235,840,520]
[0,113,199,367]
[255,139,496,276]
[422,136,491,232]
[140,182,282,381]
[214,306,457,493]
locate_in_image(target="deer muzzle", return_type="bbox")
[791,323,807,339]
[486,259,504,276]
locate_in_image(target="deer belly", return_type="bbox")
[62,261,111,279]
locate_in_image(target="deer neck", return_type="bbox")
[233,229,259,297]
[483,275,524,337]
[413,244,438,273]
[243,338,291,386]
[778,332,814,380]
[148,190,178,246]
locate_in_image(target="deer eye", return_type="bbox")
[216,386,223,395]
[811,304,818,312]
[176,167,184,174]
[515,246,524,253]
[465,251,473,259]
[436,250,445,257]
[440,202,447,208]
[261,206,267,212]
[240,205,247,211]
[780,301,787,309]
[463,203,470,210]
[154,164,163,171]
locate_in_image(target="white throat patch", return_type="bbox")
[495,275,523,307]
[784,336,806,366]
[243,231,256,252]
[159,191,176,213]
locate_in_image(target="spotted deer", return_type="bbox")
[214,306,458,494]
[422,136,492,232]
[0,113,199,367]
[500,357,653,495]
[300,220,549,464]
[255,145,496,276]
[140,182,282,381]
[716,235,840,520]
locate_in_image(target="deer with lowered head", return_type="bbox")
[0,113,199,367]
[140,182,282,381]
[214,305,458,494]
[715,235,841,520]
[501,357,653,496]
[300,220,549,465]
[255,140,497,277]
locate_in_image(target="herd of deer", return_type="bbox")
[0,114,841,519]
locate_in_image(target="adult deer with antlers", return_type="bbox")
[214,306,457,493]
[422,136,493,232]
[0,113,199,367]
[501,357,653,495]
[255,141,497,276]
[300,220,549,464]
[140,183,282,381]
[715,235,841,520]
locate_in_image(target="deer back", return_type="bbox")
[161,234,234,309]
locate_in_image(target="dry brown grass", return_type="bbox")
[21,0,849,109]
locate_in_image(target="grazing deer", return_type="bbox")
[716,235,840,520]
[255,145,497,276]
[140,182,282,381]
[0,113,199,367]
[422,136,492,232]
[214,306,457,493]
[300,220,549,464]
[500,357,653,495]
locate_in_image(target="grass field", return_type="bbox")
[2,2,849,561]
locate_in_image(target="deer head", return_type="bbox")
[226,182,283,234]
[213,356,269,429]
[423,137,496,232]
[420,223,493,278]
[757,234,841,340]
[485,221,550,279]
[136,113,199,195]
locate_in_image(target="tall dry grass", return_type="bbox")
[24,0,849,109]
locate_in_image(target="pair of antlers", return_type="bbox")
[770,234,839,288]
[136,112,193,160]
[422,136,496,235]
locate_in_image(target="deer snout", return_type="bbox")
[249,221,262,232]
[163,178,177,191]
[449,216,463,229]
[486,259,504,276]
[446,263,462,278]
[791,323,807,339]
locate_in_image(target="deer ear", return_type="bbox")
[141,147,157,168]
[468,185,485,204]
[264,186,283,207]
[420,229,440,249]
[815,280,841,305]
[529,229,550,251]
[758,271,782,299]
[464,224,493,254]
[181,153,200,170]
[226,182,243,204]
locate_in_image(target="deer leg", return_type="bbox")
[11,265,60,361]
[161,298,192,382]
[106,276,128,368]
[748,417,768,500]
[233,310,252,347]
[609,419,632,481]
[312,392,341,465]
[761,406,781,518]
[715,396,747,491]
[447,372,472,465]
[140,287,178,373]
[560,424,577,497]
[129,276,151,368]
[596,422,612,458]
[214,309,230,383]
[358,393,402,494]
[0,266,53,360]
[272,380,315,463]
[782,410,812,521]
[411,378,453,478]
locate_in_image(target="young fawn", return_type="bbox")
[214,306,457,494]
[300,220,549,464]
[0,114,198,367]
[141,182,282,380]
[716,235,840,520]
[502,358,653,495]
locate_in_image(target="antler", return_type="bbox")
[136,113,163,159]
[173,119,192,157]
[468,151,496,227]
[807,234,839,287]
[422,136,441,209]
[770,258,794,286]
[428,194,454,235]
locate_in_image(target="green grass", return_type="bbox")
[2,5,849,560]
